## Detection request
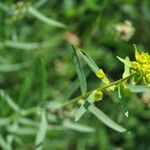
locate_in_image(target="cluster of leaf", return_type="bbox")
[0,0,150,150]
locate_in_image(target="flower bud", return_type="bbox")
[94,90,103,101]
[96,69,105,79]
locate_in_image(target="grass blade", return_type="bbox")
[0,134,11,150]
[38,58,47,101]
[28,6,66,28]
[89,105,127,132]
[35,110,48,150]
[0,90,20,112]
[71,45,87,94]
[0,62,30,72]
[3,40,48,50]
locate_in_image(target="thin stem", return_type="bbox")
[60,73,135,108]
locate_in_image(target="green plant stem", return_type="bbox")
[61,73,135,108]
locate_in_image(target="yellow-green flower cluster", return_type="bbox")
[131,50,150,86]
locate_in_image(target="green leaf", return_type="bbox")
[3,40,48,50]
[28,6,66,28]
[0,2,13,14]
[88,105,127,132]
[0,134,11,150]
[0,90,20,112]
[38,58,47,101]
[35,110,48,150]
[34,0,48,8]
[75,91,95,121]
[71,45,87,94]
[128,85,150,93]
[80,49,99,74]
[63,119,95,133]
[123,57,130,78]
[0,62,30,72]
[118,84,129,117]
[117,56,132,68]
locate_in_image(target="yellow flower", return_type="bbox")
[96,69,105,79]
[94,90,103,101]
[141,64,150,74]
[135,52,150,64]
[132,45,150,86]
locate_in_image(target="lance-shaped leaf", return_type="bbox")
[80,49,110,85]
[0,62,30,72]
[128,85,150,93]
[88,105,127,132]
[80,49,99,73]
[0,90,20,112]
[28,6,66,28]
[118,84,129,117]
[63,119,95,133]
[71,46,87,94]
[75,91,95,121]
[35,110,48,150]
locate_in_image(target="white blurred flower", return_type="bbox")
[115,20,135,41]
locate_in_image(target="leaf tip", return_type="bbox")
[125,111,129,117]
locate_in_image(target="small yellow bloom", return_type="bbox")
[141,64,150,74]
[96,69,105,79]
[136,52,150,64]
[94,90,103,101]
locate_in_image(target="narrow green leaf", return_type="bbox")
[0,90,20,112]
[19,73,33,105]
[128,85,150,93]
[89,105,127,132]
[0,2,13,14]
[28,6,66,28]
[35,110,48,150]
[0,134,11,150]
[34,0,48,8]
[80,49,99,74]
[38,58,47,101]
[118,84,129,117]
[63,119,95,133]
[3,40,48,50]
[117,56,132,67]
[71,46,87,94]
[0,62,30,72]
[75,91,95,121]
[123,57,130,78]
[7,126,37,136]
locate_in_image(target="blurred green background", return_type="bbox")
[0,0,150,149]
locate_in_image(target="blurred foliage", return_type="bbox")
[0,0,150,149]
